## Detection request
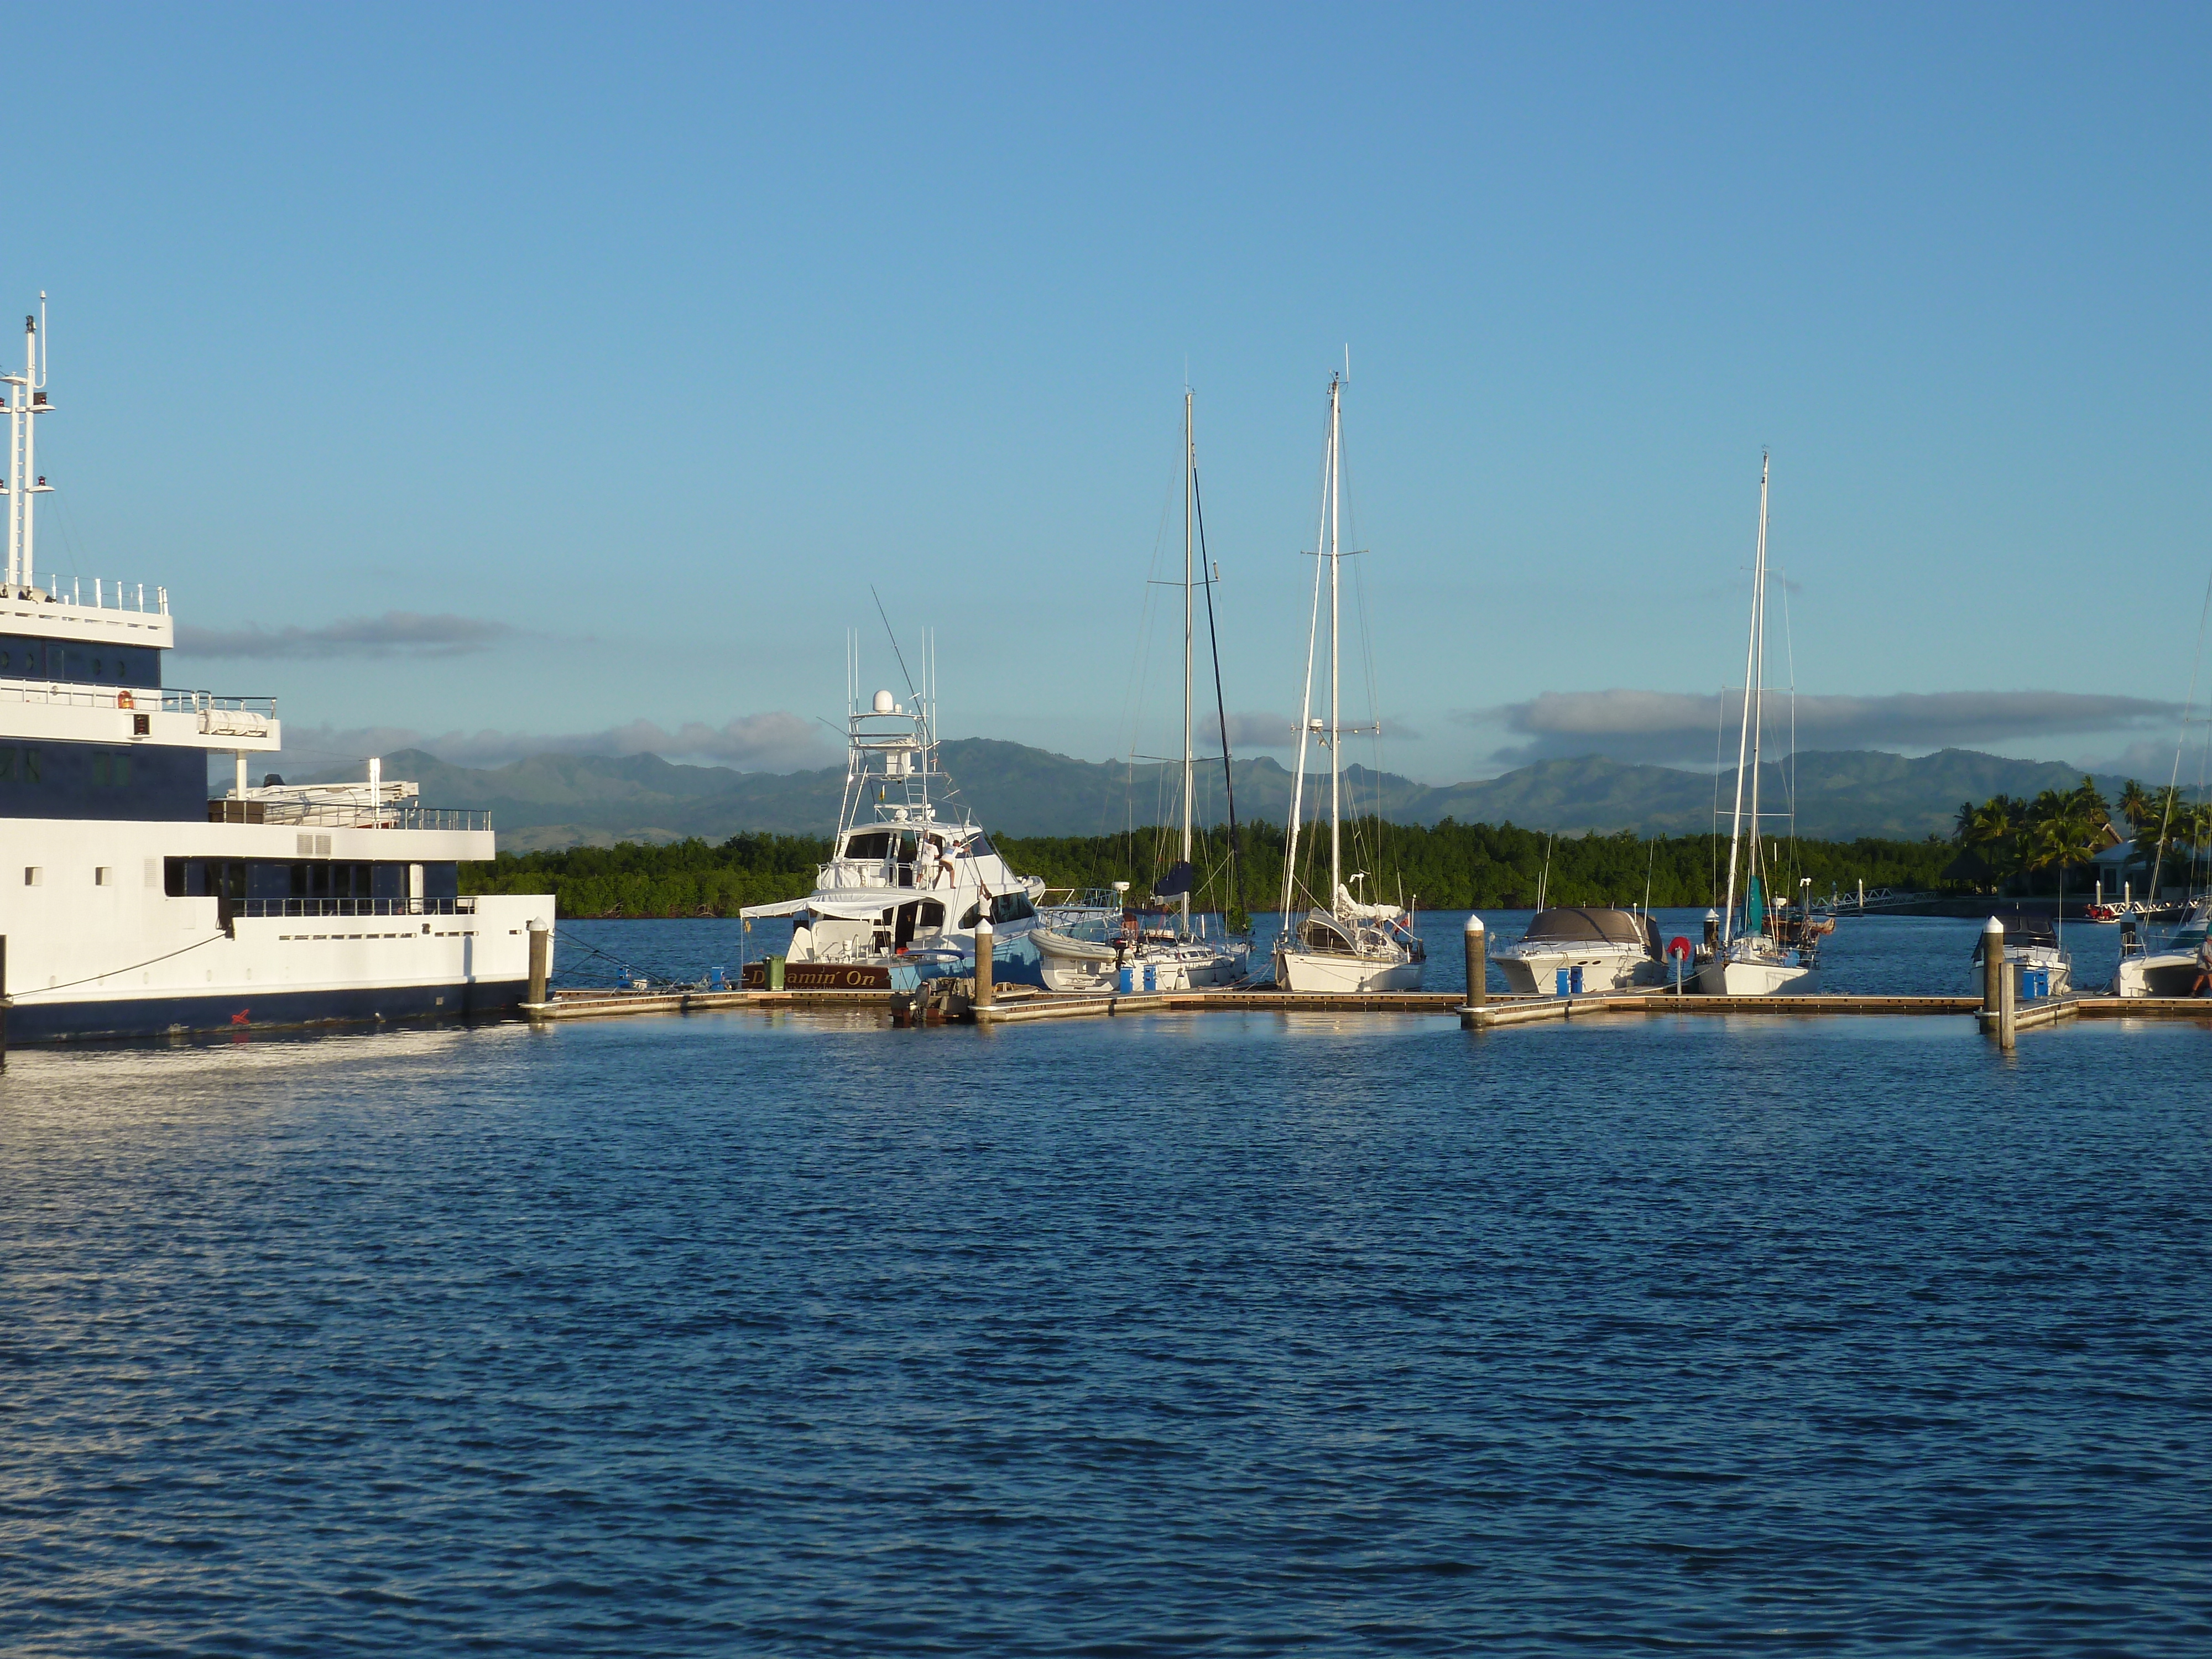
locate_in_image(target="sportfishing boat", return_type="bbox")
[1493,906,1665,995]
[2112,899,2210,997]
[738,655,1073,990]
[1034,389,1250,993]
[1968,907,2074,997]
[1272,372,1423,994]
[1695,453,1815,997]
[0,300,554,1040]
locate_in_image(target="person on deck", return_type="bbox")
[935,835,961,889]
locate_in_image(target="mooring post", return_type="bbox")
[2000,948,2017,1050]
[527,920,550,1010]
[1459,913,1485,1029]
[973,914,995,1011]
[1980,915,2004,1041]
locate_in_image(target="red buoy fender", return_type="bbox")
[1667,936,1692,959]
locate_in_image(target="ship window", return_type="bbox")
[92,753,109,787]
[92,659,102,675]
[23,747,38,784]
[0,748,12,783]
[843,831,893,860]
[94,867,112,886]
[918,900,945,928]
[1,650,9,670]
[23,866,39,886]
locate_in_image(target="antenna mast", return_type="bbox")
[3,296,50,593]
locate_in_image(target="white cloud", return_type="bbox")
[270,711,835,775]
[176,612,512,659]
[1478,688,2181,764]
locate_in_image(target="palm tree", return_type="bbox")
[1955,796,2014,893]
[2119,778,2154,828]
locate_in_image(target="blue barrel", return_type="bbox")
[1118,966,1135,994]
[1571,965,1585,994]
[1142,963,1157,992]
[1556,968,1570,997]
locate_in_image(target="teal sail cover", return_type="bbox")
[1745,873,1765,937]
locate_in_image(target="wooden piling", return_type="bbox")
[1979,915,2005,1046]
[1459,914,1486,1029]
[2000,954,2017,1050]
[973,915,995,1011]
[526,921,550,1010]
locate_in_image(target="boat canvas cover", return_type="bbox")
[1979,909,2060,951]
[1521,907,1649,949]
[739,894,902,921]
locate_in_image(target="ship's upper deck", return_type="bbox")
[0,578,173,649]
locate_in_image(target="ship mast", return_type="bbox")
[1718,452,1767,946]
[3,296,49,593]
[1747,454,1770,937]
[1181,389,1194,937]
[1327,373,1343,912]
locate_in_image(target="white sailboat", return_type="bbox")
[1035,390,1250,992]
[1695,452,1815,996]
[1272,372,1425,994]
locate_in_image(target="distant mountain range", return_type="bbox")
[302,740,2122,852]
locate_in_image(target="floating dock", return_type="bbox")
[524,983,2211,1027]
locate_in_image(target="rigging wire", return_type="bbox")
[2147,563,2212,904]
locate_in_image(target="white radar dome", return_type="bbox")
[872,689,896,714]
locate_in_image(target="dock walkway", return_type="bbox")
[525,984,2212,1026]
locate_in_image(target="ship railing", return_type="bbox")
[207,799,492,831]
[1036,888,1121,925]
[11,578,170,614]
[232,896,481,920]
[0,680,272,716]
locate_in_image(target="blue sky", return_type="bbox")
[19,4,2212,783]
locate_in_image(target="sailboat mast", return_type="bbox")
[1747,453,1770,932]
[1718,452,1765,945]
[1328,374,1343,909]
[1181,389,1195,935]
[1281,382,1331,925]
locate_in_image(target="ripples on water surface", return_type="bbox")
[3,919,2208,1655]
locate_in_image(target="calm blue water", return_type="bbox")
[4,923,2208,1655]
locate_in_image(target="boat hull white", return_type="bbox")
[1494,943,1658,997]
[1274,946,1424,994]
[1693,955,1815,996]
[1032,928,1247,992]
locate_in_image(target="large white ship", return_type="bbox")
[0,301,553,1041]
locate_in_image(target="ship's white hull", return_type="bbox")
[1032,927,1248,992]
[1692,954,1815,996]
[1494,942,1659,996]
[0,816,551,1041]
[1273,945,1425,994]
[2114,952,2205,998]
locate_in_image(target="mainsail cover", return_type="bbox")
[1335,884,1405,920]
